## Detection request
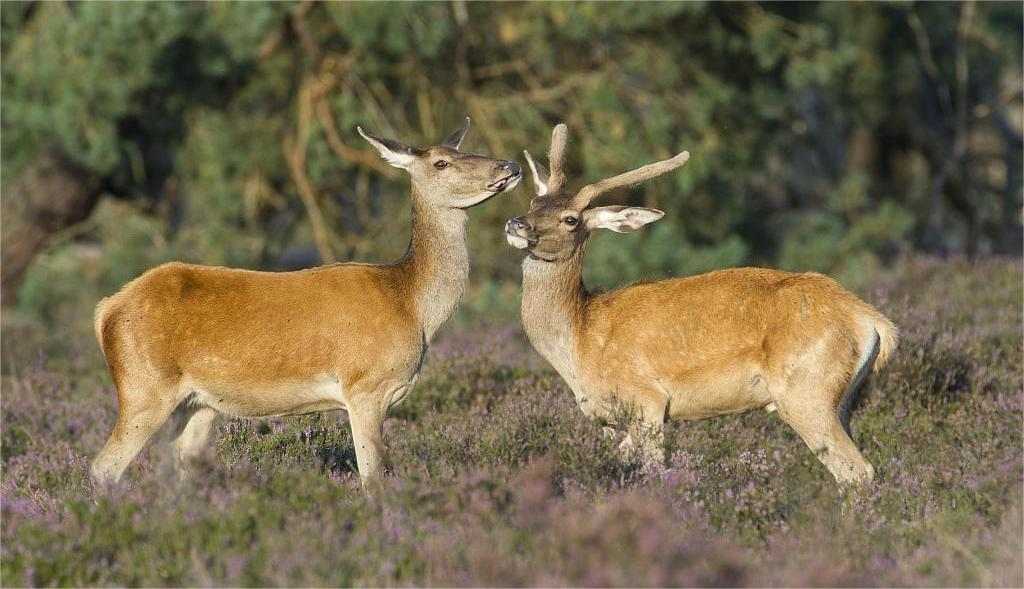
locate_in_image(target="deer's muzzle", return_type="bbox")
[504,217,534,250]
[487,161,523,192]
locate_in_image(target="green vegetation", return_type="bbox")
[2,2,1021,317]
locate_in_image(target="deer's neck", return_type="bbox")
[520,254,588,394]
[399,191,470,342]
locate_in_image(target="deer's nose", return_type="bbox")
[497,160,521,175]
[507,217,530,232]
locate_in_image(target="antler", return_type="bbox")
[572,150,690,208]
[547,124,569,194]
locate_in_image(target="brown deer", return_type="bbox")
[91,118,522,488]
[505,124,897,485]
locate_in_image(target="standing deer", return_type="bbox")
[91,118,522,488]
[505,124,897,485]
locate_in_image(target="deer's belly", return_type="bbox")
[186,374,347,417]
[666,365,771,420]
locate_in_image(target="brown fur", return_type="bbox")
[91,121,522,488]
[507,125,897,485]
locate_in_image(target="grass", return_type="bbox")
[1,256,1022,586]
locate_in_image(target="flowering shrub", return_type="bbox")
[2,257,1021,586]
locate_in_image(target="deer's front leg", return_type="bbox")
[619,422,666,466]
[347,395,389,493]
[617,394,668,468]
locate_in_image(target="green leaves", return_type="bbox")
[584,216,749,289]
[2,0,1020,324]
[4,3,190,172]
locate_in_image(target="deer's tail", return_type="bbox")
[94,295,116,362]
[867,310,899,374]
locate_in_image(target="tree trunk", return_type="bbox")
[1,148,103,305]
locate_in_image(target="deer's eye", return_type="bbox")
[433,160,449,169]
[563,215,579,228]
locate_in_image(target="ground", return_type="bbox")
[1,257,1021,586]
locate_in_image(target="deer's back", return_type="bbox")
[578,267,877,393]
[96,261,420,390]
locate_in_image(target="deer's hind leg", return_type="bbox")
[92,374,183,485]
[171,405,220,478]
[773,341,875,486]
[778,402,875,486]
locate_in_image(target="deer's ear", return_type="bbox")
[358,126,419,169]
[583,206,664,233]
[523,150,550,196]
[440,116,471,150]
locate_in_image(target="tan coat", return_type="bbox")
[91,120,523,488]
[508,124,897,485]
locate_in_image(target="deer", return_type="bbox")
[504,124,897,486]
[91,118,522,490]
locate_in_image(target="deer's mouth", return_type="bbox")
[487,171,522,193]
[505,233,532,250]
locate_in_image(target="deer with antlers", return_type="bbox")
[91,118,521,489]
[505,124,897,485]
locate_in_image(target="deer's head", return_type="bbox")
[359,118,521,209]
[505,124,689,263]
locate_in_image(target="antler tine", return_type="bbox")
[573,150,690,208]
[547,123,569,194]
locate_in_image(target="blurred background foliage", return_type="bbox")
[2,1,1021,327]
